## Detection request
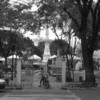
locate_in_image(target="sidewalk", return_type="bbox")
[5,70,100,100]
[3,81,100,100]
[2,85,81,100]
[72,87,100,100]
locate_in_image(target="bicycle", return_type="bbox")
[42,76,50,89]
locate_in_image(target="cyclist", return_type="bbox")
[39,68,45,87]
[43,72,50,88]
[39,68,50,88]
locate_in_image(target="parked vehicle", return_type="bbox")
[0,79,6,89]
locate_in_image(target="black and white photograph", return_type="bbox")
[0,0,100,100]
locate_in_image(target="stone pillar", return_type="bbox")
[16,59,22,88]
[62,61,66,85]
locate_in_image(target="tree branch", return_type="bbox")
[75,0,82,12]
[90,0,100,51]
[88,0,93,10]
[52,24,60,39]
[96,8,100,32]
[91,0,100,33]
[94,0,100,15]
[63,8,80,31]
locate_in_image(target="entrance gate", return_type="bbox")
[22,68,34,88]
[15,59,66,89]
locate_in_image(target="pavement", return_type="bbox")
[1,70,100,100]
[72,87,100,100]
[0,81,100,100]
[0,87,82,100]
[0,76,82,100]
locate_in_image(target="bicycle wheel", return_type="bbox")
[43,80,49,89]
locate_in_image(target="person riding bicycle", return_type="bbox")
[39,68,45,87]
[39,68,50,88]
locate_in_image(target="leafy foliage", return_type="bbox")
[34,0,100,84]
[35,41,45,58]
[0,0,33,31]
[50,39,71,56]
[0,30,34,57]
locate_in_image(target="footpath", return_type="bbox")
[72,86,100,100]
[2,70,100,100]
[0,84,82,100]
[2,80,100,100]
[1,80,100,100]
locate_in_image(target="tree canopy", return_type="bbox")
[1,0,100,85]
[32,0,100,85]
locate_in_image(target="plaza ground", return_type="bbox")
[1,70,100,100]
[0,87,81,100]
[72,87,100,100]
[0,85,100,100]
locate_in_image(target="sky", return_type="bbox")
[10,0,32,4]
[24,27,62,41]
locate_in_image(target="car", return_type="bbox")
[0,79,6,89]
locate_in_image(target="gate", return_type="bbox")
[22,68,34,88]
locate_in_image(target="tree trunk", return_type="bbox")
[5,57,7,69]
[81,40,96,86]
[80,14,96,86]
[4,57,8,78]
[66,55,72,82]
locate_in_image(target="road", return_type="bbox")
[0,70,82,100]
[0,88,81,100]
[1,70,100,100]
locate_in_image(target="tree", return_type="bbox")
[50,38,74,81]
[0,30,21,68]
[35,41,45,58]
[0,0,32,30]
[63,0,100,85]
[0,0,35,67]
[0,29,35,70]
[22,37,34,52]
[50,39,71,55]
[34,0,100,86]
[33,0,78,81]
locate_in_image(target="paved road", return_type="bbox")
[0,88,81,100]
[72,87,100,100]
[0,95,81,100]
[0,70,83,100]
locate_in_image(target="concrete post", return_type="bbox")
[62,61,66,85]
[16,59,22,88]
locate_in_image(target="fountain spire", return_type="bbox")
[42,25,51,72]
[42,25,51,62]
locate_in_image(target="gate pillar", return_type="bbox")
[62,61,66,85]
[16,59,22,88]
